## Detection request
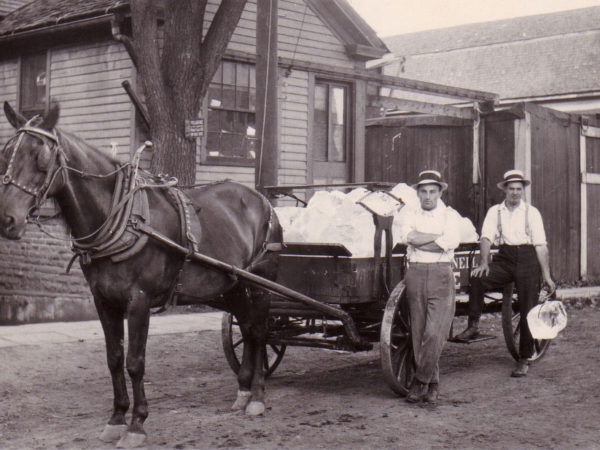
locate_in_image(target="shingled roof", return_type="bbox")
[385,6,600,57]
[0,0,127,36]
[381,6,600,101]
[0,0,388,58]
[0,0,30,17]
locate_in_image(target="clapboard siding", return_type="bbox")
[280,69,308,185]
[195,165,255,186]
[50,41,133,157]
[0,58,17,143]
[204,0,354,69]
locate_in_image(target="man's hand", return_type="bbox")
[543,275,556,298]
[471,262,490,278]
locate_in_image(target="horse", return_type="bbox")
[0,101,282,448]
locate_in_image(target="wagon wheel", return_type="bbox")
[221,312,286,378]
[380,281,414,396]
[501,284,551,362]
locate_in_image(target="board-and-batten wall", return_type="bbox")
[196,0,359,186]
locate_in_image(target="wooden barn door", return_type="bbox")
[389,121,474,219]
[580,120,600,281]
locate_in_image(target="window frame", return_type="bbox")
[312,79,352,165]
[19,50,49,119]
[202,59,257,167]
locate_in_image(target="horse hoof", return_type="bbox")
[116,431,147,448]
[231,390,252,411]
[99,424,127,442]
[245,400,265,416]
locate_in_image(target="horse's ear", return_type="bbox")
[40,99,60,131]
[3,101,27,129]
[36,143,53,171]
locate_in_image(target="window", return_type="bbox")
[20,51,48,118]
[206,61,256,164]
[313,81,349,163]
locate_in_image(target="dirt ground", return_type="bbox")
[1,304,599,450]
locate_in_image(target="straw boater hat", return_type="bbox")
[412,170,448,192]
[497,169,531,190]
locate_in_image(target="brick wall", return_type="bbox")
[0,219,97,324]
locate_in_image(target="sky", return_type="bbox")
[347,0,600,37]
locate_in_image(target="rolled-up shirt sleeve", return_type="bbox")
[530,207,547,246]
[396,207,415,244]
[479,206,498,244]
[434,209,461,251]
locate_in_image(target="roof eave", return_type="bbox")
[0,14,116,49]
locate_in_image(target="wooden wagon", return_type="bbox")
[218,185,552,395]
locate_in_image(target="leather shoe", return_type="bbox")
[424,383,439,403]
[406,380,425,403]
[454,325,480,341]
[511,359,529,377]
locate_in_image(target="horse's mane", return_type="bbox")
[56,127,121,166]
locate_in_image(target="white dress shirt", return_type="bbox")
[398,202,462,263]
[480,200,547,246]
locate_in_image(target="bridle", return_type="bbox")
[1,117,67,212]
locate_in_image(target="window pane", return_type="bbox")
[206,132,221,156]
[207,108,219,132]
[236,86,249,109]
[331,124,345,162]
[236,63,249,87]
[330,86,346,162]
[222,84,236,109]
[331,87,346,126]
[234,111,247,134]
[208,86,221,107]
[21,52,46,112]
[223,61,235,85]
[249,87,256,111]
[222,110,234,132]
[313,84,328,162]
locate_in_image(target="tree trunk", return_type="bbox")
[151,123,197,185]
[116,0,248,184]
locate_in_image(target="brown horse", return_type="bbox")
[0,101,282,448]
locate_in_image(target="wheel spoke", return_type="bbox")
[232,337,243,349]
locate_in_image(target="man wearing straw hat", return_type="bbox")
[454,169,555,377]
[399,170,461,403]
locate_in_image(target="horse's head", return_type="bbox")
[0,101,63,239]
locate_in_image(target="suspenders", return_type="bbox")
[497,202,532,245]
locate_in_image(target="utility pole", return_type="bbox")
[255,0,279,195]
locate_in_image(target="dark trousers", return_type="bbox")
[468,245,541,358]
[406,262,456,384]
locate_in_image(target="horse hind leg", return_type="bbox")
[245,285,271,416]
[229,285,270,416]
[116,289,151,449]
[228,288,256,412]
[94,298,129,443]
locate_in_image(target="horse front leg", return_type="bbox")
[116,289,151,449]
[95,298,129,443]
